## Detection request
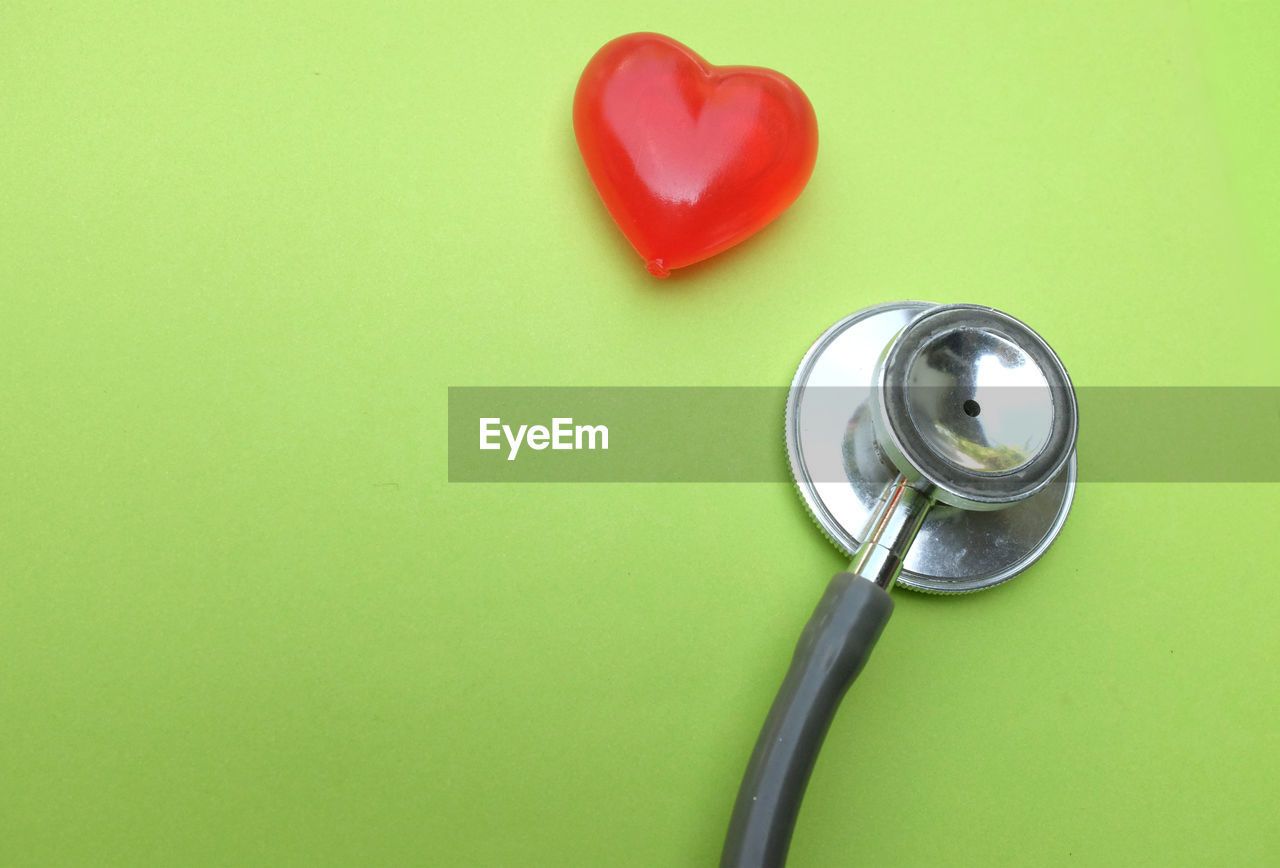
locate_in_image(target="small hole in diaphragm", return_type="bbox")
[963,399,981,417]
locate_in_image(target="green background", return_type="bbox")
[2,1,1277,865]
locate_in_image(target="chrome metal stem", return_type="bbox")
[847,474,934,590]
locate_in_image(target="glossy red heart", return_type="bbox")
[573,33,818,277]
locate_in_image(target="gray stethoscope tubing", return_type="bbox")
[721,303,1079,867]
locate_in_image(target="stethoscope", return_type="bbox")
[721,301,1079,867]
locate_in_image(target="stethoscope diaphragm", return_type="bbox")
[785,301,1076,593]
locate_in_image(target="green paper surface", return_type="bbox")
[2,1,1277,865]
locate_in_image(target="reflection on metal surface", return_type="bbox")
[903,329,1053,473]
[875,305,1078,510]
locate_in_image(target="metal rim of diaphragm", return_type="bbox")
[785,301,1077,594]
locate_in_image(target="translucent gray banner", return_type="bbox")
[448,387,1278,483]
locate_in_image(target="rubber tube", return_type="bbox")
[721,573,894,868]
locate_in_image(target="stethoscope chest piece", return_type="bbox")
[785,301,1078,593]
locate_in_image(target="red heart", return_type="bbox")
[573,33,818,278]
